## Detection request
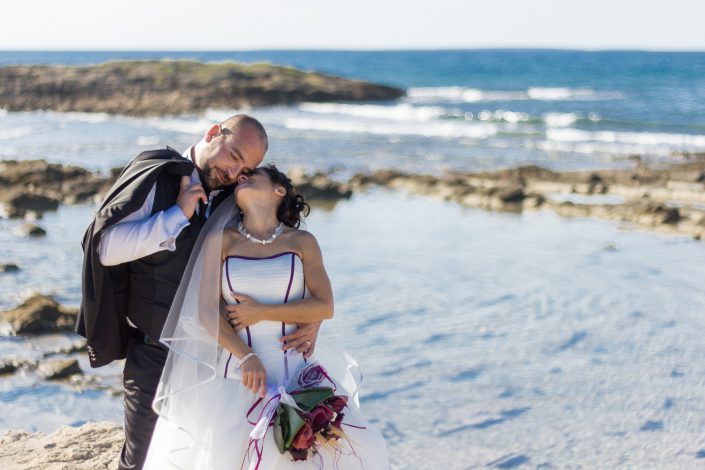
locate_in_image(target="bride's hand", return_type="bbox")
[226,293,265,332]
[240,354,267,398]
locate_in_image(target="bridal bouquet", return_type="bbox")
[247,363,351,463]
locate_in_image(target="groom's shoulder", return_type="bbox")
[131,146,186,165]
[116,147,192,181]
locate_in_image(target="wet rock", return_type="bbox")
[0,361,17,375]
[0,263,20,273]
[632,203,681,226]
[0,293,78,335]
[371,169,406,186]
[0,193,59,218]
[348,173,376,190]
[0,159,113,217]
[670,170,705,182]
[296,172,352,201]
[497,186,526,204]
[37,359,82,380]
[587,173,608,194]
[20,223,47,237]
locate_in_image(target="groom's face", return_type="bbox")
[198,123,265,190]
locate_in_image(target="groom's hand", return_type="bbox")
[280,321,322,359]
[176,175,207,219]
[226,293,264,332]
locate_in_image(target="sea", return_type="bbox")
[1,50,705,469]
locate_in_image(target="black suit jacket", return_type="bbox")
[76,147,233,367]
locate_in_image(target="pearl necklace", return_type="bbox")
[238,222,285,245]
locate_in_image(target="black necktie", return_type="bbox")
[198,199,207,225]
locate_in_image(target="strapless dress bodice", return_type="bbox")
[219,251,306,381]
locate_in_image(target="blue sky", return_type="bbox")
[1,0,703,51]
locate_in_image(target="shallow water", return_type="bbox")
[2,191,705,468]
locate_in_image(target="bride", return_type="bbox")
[144,165,389,469]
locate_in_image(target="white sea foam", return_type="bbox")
[477,110,530,123]
[142,117,215,135]
[60,112,112,123]
[299,102,447,122]
[45,111,112,123]
[283,117,498,139]
[0,126,33,140]
[407,87,487,102]
[543,113,580,127]
[408,86,623,103]
[136,136,161,146]
[0,109,7,117]
[547,128,705,148]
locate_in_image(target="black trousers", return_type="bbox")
[119,331,168,470]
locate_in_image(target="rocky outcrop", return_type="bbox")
[0,159,114,218]
[348,154,705,240]
[0,263,20,273]
[37,359,82,380]
[0,60,405,116]
[0,159,356,218]
[289,169,353,205]
[0,293,78,335]
[0,422,122,470]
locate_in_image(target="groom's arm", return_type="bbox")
[97,183,190,266]
[281,322,323,359]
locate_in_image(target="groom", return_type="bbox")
[77,114,321,470]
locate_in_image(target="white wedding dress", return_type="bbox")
[144,251,390,469]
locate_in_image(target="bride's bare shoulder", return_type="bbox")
[288,229,321,258]
[220,226,242,255]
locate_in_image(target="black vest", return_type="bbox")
[125,172,203,339]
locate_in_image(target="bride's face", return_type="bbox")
[234,169,283,210]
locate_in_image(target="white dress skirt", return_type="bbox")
[144,252,390,470]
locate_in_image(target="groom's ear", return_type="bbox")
[273,185,286,197]
[204,124,222,142]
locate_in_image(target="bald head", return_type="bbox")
[221,114,268,154]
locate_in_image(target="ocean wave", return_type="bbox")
[299,102,446,122]
[543,113,580,127]
[283,117,498,139]
[142,116,216,135]
[0,126,33,140]
[136,136,161,146]
[547,128,705,148]
[407,86,624,103]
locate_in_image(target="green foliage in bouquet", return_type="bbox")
[273,387,335,454]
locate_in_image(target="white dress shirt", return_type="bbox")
[97,147,221,266]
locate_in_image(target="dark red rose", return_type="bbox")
[291,421,315,450]
[332,411,345,430]
[325,395,348,413]
[289,447,308,461]
[298,364,326,388]
[310,405,335,433]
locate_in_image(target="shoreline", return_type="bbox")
[2,154,704,240]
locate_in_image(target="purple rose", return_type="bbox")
[297,364,326,388]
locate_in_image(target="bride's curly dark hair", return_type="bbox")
[258,164,310,228]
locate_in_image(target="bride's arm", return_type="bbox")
[217,310,268,398]
[226,231,334,327]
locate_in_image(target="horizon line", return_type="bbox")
[1,46,705,54]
